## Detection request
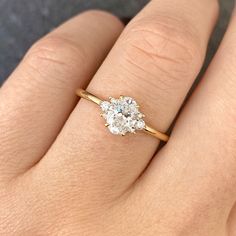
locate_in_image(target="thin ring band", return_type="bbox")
[76,89,169,142]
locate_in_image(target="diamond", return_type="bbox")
[100,101,111,112]
[100,96,146,136]
[135,119,145,130]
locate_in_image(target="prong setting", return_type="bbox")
[100,96,146,136]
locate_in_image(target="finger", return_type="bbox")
[0,10,123,181]
[137,8,236,232]
[42,0,219,200]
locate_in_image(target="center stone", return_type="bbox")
[100,96,146,135]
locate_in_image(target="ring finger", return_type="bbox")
[40,0,219,200]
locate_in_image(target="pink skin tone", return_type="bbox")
[1,0,236,235]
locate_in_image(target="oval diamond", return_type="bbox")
[100,96,146,135]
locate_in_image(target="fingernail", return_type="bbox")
[120,17,132,25]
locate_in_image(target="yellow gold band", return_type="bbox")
[76,88,169,142]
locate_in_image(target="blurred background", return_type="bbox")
[0,0,234,84]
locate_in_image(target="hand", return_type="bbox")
[0,1,235,235]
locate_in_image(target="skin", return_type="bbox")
[1,0,236,235]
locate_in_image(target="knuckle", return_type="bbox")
[23,35,86,84]
[121,16,202,85]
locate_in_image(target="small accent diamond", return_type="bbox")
[100,96,146,135]
[135,119,145,130]
[100,101,111,112]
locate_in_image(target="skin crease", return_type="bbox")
[1,0,236,235]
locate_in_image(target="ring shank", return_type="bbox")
[76,88,102,105]
[144,125,169,142]
[76,89,169,142]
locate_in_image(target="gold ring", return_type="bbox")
[76,89,169,142]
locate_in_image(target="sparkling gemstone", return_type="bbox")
[100,101,111,112]
[135,119,145,130]
[100,96,146,135]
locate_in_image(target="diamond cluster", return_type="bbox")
[100,96,146,136]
